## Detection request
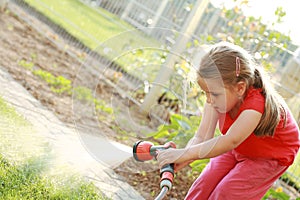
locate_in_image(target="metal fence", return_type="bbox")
[8,0,300,197]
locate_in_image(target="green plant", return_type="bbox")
[94,98,113,115]
[148,112,221,173]
[263,188,290,200]
[73,86,113,115]
[280,172,300,194]
[148,113,206,173]
[33,69,72,95]
[18,59,34,70]
[147,114,201,148]
[73,86,94,102]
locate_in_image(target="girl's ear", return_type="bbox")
[235,81,247,96]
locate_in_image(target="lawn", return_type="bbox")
[0,96,108,199]
[24,0,163,71]
[25,0,132,47]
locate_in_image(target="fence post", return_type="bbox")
[141,0,209,113]
[147,0,168,34]
[120,0,134,20]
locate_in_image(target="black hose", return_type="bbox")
[154,186,169,200]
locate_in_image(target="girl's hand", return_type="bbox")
[173,160,195,172]
[156,148,191,169]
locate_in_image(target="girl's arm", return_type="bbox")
[157,109,262,167]
[173,103,218,171]
[194,110,262,159]
[187,103,219,146]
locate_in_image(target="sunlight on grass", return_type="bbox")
[0,96,109,199]
[0,96,47,163]
[24,0,162,69]
[25,0,131,47]
[0,155,106,200]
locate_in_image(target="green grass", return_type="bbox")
[33,69,72,95]
[0,96,39,161]
[0,155,106,200]
[0,97,109,199]
[25,0,131,48]
[0,95,31,126]
[24,0,162,69]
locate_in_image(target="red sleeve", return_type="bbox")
[240,88,265,114]
[218,88,265,135]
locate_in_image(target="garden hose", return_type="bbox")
[133,141,176,199]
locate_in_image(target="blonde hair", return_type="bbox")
[198,42,286,137]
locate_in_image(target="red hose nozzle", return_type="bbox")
[133,141,177,162]
[133,141,154,161]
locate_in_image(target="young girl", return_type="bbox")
[157,42,300,199]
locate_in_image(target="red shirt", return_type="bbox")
[219,88,300,166]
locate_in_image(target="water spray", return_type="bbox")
[133,141,176,200]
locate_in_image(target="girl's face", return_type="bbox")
[198,77,241,113]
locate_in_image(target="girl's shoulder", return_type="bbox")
[245,87,264,99]
[240,87,265,114]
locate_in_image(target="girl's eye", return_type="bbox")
[211,93,219,97]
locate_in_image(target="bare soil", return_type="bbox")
[0,8,196,200]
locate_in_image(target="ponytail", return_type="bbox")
[252,66,286,137]
[253,68,263,89]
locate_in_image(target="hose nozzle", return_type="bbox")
[133,140,176,162]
